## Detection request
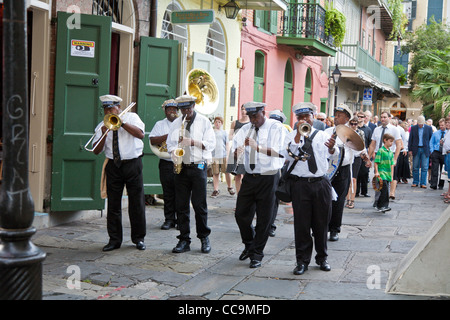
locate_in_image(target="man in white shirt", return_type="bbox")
[149,99,178,230]
[324,103,354,242]
[93,95,146,252]
[367,111,402,201]
[232,102,285,268]
[282,102,337,275]
[166,95,216,254]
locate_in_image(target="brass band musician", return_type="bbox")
[149,99,178,230]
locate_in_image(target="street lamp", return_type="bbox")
[332,64,342,109]
[219,0,241,19]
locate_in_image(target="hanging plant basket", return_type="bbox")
[324,7,346,48]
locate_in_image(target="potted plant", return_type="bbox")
[324,3,346,48]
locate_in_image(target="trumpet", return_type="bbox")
[84,102,136,152]
[173,115,187,174]
[298,122,312,137]
[230,124,255,175]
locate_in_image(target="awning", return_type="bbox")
[356,73,400,97]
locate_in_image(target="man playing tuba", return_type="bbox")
[149,99,179,230]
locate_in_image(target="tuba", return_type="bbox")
[186,68,219,115]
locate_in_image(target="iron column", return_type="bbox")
[0,0,46,299]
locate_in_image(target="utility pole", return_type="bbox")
[0,0,46,299]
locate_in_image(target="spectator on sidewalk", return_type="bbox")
[374,133,395,213]
[429,118,447,190]
[408,116,433,188]
[211,116,235,198]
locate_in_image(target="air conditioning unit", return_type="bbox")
[349,91,359,102]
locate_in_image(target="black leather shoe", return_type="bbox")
[172,240,190,253]
[362,194,370,198]
[329,231,339,241]
[317,260,331,271]
[136,241,146,250]
[239,249,250,261]
[102,243,120,252]
[293,264,308,275]
[249,259,261,268]
[200,237,211,253]
[161,221,176,230]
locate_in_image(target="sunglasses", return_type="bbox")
[350,123,358,126]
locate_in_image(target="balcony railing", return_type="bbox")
[278,3,334,48]
[92,0,123,24]
[334,43,400,92]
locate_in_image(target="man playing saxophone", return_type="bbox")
[149,99,179,230]
[166,95,216,254]
[92,95,147,252]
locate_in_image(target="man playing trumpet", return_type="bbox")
[92,95,147,252]
[282,103,337,275]
[149,99,179,230]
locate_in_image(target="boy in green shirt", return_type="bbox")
[374,133,395,213]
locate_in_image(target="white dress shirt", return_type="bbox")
[93,112,145,160]
[166,112,216,163]
[325,126,354,166]
[231,119,285,175]
[282,128,338,178]
[149,118,173,162]
[371,123,402,153]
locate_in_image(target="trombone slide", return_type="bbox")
[84,102,136,152]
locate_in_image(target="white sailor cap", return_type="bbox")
[335,103,353,118]
[243,101,266,115]
[162,99,178,108]
[269,109,287,123]
[99,94,122,108]
[175,95,197,108]
[292,102,315,115]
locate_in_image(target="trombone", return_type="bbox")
[84,102,136,152]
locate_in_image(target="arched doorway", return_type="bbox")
[283,60,293,125]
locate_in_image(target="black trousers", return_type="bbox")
[376,180,390,208]
[291,176,332,265]
[159,159,177,223]
[430,150,445,189]
[106,157,146,245]
[329,164,351,233]
[356,160,369,196]
[174,164,210,242]
[235,173,279,261]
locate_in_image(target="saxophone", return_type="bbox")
[173,115,187,174]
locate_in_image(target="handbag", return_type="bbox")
[275,159,299,203]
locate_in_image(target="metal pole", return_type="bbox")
[0,0,46,300]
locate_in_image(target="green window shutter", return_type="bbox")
[254,10,263,28]
[269,11,278,34]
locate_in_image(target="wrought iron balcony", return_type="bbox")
[92,0,124,24]
[277,3,336,57]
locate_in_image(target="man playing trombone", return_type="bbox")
[92,95,147,252]
[232,102,285,269]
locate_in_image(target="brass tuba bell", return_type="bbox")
[186,68,219,115]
